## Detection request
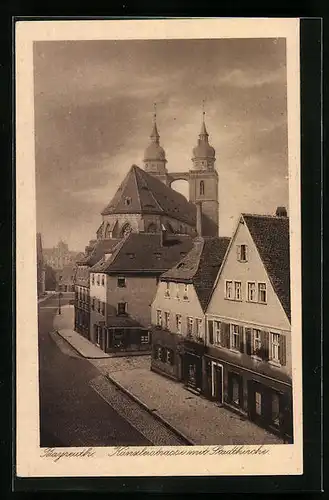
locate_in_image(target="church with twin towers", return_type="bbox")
[95,105,219,242]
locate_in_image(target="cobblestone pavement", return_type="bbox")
[89,375,186,446]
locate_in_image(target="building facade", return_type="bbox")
[36,233,46,297]
[205,211,292,441]
[151,236,230,390]
[88,232,194,354]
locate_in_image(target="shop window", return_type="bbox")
[272,392,280,427]
[140,332,149,344]
[255,391,262,416]
[166,349,174,365]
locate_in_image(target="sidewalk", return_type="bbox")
[53,305,282,446]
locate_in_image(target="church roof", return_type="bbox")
[161,236,230,311]
[242,214,290,321]
[101,164,197,226]
[76,238,121,267]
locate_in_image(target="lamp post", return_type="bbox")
[58,291,63,315]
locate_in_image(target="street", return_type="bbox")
[38,293,151,447]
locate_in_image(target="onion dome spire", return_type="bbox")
[144,103,167,172]
[192,99,216,170]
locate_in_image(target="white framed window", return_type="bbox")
[101,275,105,286]
[234,281,242,300]
[176,283,180,299]
[195,318,202,338]
[253,329,262,355]
[165,282,170,298]
[230,324,240,350]
[176,314,182,334]
[187,317,194,336]
[247,281,256,302]
[183,284,189,301]
[156,309,162,327]
[96,274,100,286]
[166,349,174,364]
[258,282,267,303]
[225,280,233,299]
[91,274,95,285]
[164,311,170,330]
[237,244,248,262]
[270,332,281,362]
[214,321,221,344]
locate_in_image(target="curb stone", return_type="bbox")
[106,373,196,446]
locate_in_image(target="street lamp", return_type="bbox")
[58,291,63,315]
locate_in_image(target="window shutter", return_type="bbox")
[261,331,270,360]
[222,322,230,348]
[239,326,244,353]
[245,328,252,355]
[208,320,214,344]
[279,334,287,366]
[236,245,240,260]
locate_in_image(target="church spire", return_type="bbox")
[150,102,160,144]
[199,99,209,140]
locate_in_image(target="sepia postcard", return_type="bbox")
[15,18,302,478]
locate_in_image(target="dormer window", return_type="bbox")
[237,244,248,262]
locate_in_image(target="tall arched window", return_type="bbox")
[121,222,132,237]
[200,180,205,196]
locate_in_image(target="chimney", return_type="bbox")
[275,206,288,217]
[160,223,167,247]
[196,202,203,236]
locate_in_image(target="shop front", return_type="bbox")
[181,339,206,394]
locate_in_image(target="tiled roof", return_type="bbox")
[101,164,197,226]
[77,238,121,267]
[243,214,290,321]
[161,236,230,311]
[106,315,147,328]
[92,232,194,274]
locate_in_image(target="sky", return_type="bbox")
[34,38,288,251]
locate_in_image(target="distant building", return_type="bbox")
[43,240,82,270]
[205,209,292,441]
[36,233,46,297]
[151,236,229,387]
[56,264,77,292]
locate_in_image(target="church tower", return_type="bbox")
[188,107,219,236]
[143,104,169,185]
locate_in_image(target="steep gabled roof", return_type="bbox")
[77,238,121,267]
[92,233,194,275]
[101,165,197,226]
[243,214,290,321]
[161,236,230,311]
